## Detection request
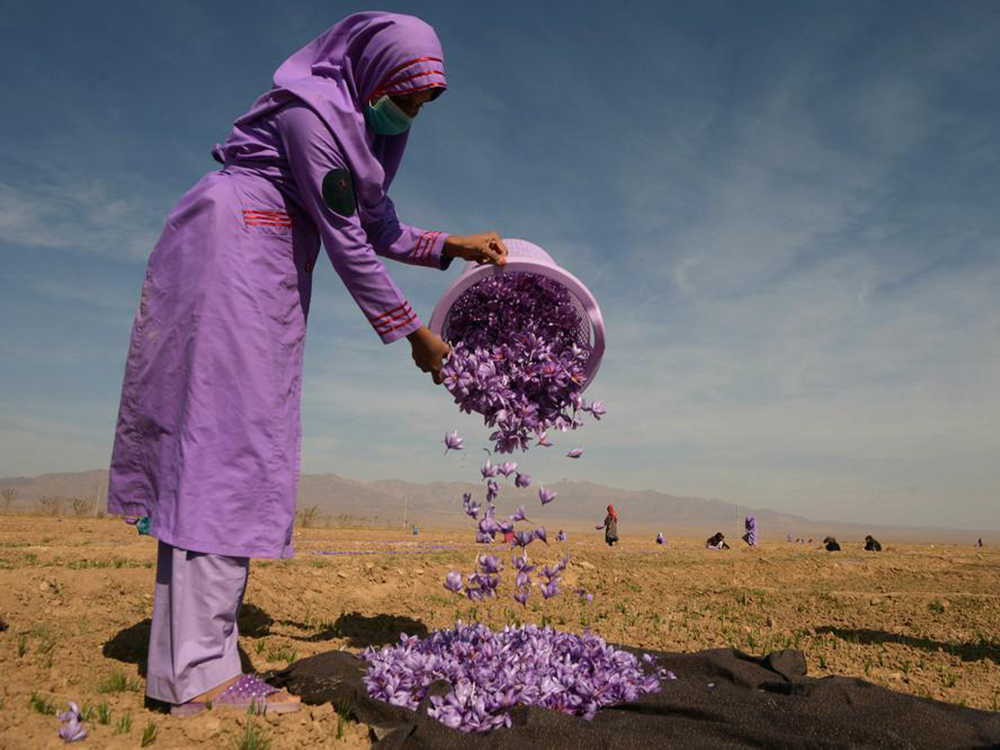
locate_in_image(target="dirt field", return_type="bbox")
[1,516,998,748]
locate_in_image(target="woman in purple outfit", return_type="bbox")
[106,13,506,716]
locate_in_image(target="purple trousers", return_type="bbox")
[146,541,249,704]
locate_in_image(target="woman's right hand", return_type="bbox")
[407,326,450,384]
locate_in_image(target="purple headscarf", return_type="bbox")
[214,12,447,211]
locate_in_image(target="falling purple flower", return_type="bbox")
[479,555,503,575]
[656,532,665,545]
[513,553,535,573]
[566,448,583,459]
[515,472,532,489]
[444,431,464,453]
[534,527,549,545]
[536,432,553,447]
[513,530,536,548]
[481,459,499,480]
[511,504,528,523]
[486,479,501,502]
[588,401,606,420]
[57,702,87,743]
[541,579,560,599]
[444,572,463,594]
[538,487,557,506]
[499,461,518,478]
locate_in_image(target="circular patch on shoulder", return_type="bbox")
[322,168,356,217]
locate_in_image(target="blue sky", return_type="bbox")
[1,1,998,529]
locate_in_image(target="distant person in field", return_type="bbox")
[976,538,984,548]
[823,536,841,551]
[706,532,729,550]
[595,505,618,547]
[104,13,506,718]
[864,535,882,552]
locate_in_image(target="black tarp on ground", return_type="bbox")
[270,646,1000,748]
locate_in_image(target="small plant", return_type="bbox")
[928,599,945,614]
[141,720,158,746]
[96,702,112,725]
[818,654,827,670]
[233,719,272,750]
[36,637,56,668]
[864,657,873,677]
[265,644,297,666]
[16,632,27,657]
[254,639,267,655]
[334,699,358,740]
[901,659,911,675]
[100,670,140,693]
[941,668,957,688]
[114,711,133,735]
[28,691,57,715]
[79,703,95,722]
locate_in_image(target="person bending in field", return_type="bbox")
[823,536,841,551]
[106,12,506,718]
[595,505,618,547]
[706,532,729,550]
[864,535,882,552]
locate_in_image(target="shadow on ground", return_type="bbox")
[293,611,429,648]
[816,626,1000,664]
[102,603,269,677]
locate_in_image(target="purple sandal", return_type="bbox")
[170,674,301,718]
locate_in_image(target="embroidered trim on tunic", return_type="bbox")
[371,302,417,335]
[414,231,442,265]
[243,209,293,227]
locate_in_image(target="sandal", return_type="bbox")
[170,674,301,717]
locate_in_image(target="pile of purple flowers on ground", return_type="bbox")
[441,273,604,454]
[362,622,668,732]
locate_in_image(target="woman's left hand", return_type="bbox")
[443,233,508,266]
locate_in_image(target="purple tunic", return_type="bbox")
[108,13,450,558]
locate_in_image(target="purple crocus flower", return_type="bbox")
[541,579,560,599]
[510,504,528,523]
[486,479,501,502]
[362,622,668,733]
[566,448,583,459]
[588,401,606,420]
[444,431,464,453]
[515,472,532,489]
[444,571,463,593]
[479,555,503,575]
[514,530,536,548]
[499,461,518,478]
[481,459,499,480]
[513,553,535,573]
[513,588,529,607]
[575,589,593,603]
[538,487,557,506]
[57,702,87,743]
[536,432,553,447]
[535,527,549,545]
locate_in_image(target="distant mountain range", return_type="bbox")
[0,469,989,544]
